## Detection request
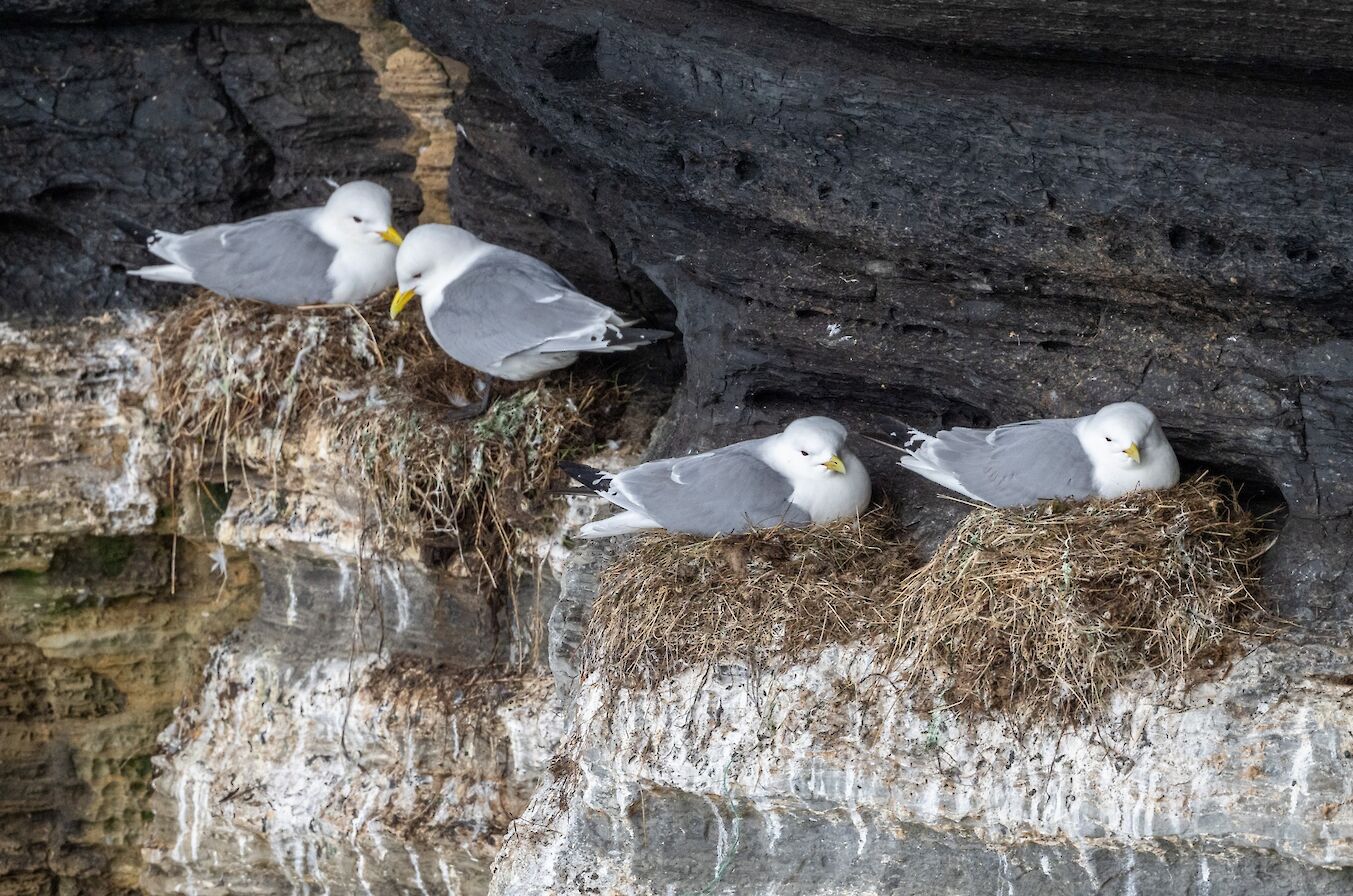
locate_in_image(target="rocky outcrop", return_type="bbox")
[4,0,1353,894]
[389,0,1353,619]
[497,621,1353,894]
[307,0,467,224]
[0,320,258,895]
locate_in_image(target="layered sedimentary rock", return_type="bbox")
[0,320,258,895]
[4,0,1353,894]
[390,0,1353,619]
[498,635,1353,896]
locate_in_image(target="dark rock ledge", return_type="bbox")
[391,0,1353,619]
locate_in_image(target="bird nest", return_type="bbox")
[888,474,1273,724]
[581,508,915,683]
[152,292,626,588]
[581,476,1272,724]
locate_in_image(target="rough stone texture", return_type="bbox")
[4,1,1353,894]
[497,633,1353,895]
[308,0,468,224]
[0,321,257,895]
[140,629,561,896]
[0,314,578,896]
[0,318,162,572]
[391,0,1353,619]
[0,0,417,321]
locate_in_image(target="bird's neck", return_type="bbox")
[420,246,492,317]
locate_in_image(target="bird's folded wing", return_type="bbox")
[167,209,337,302]
[427,252,622,371]
[613,445,808,536]
[927,418,1096,506]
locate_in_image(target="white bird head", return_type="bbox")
[1079,401,1173,473]
[391,223,486,319]
[320,181,402,247]
[765,416,853,481]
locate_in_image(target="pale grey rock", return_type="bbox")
[492,637,1353,895]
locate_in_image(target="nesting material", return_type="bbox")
[887,474,1271,722]
[581,509,915,683]
[583,476,1270,725]
[153,294,625,584]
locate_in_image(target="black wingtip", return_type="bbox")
[113,217,157,245]
[559,461,613,492]
[614,327,675,346]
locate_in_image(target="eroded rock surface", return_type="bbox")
[495,635,1353,895]
[0,321,257,895]
[389,0,1353,619]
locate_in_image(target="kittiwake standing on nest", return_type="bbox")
[117,180,403,306]
[390,224,672,418]
[561,416,871,538]
[880,401,1179,506]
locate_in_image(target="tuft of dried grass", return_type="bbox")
[582,475,1271,726]
[152,293,625,586]
[581,508,915,683]
[887,474,1272,723]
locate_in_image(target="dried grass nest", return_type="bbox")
[582,507,914,682]
[583,476,1273,722]
[152,292,626,587]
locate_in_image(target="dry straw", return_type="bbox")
[153,292,625,588]
[582,507,914,683]
[582,476,1271,722]
[889,474,1272,723]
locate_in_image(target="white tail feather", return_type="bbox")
[128,263,196,284]
[579,510,661,538]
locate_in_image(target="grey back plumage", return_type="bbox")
[927,418,1096,506]
[426,248,622,371]
[169,208,337,305]
[614,442,812,536]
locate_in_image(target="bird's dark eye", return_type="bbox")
[1104,436,1112,442]
[413,273,421,279]
[799,450,809,456]
[352,216,362,223]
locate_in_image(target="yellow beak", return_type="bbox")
[823,455,846,474]
[1124,442,1141,463]
[381,226,403,246]
[390,288,416,318]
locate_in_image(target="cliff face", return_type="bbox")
[2,0,1353,895]
[516,545,1353,894]
[0,321,258,894]
[390,0,1353,620]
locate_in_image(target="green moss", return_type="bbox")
[121,755,155,780]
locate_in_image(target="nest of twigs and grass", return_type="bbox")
[152,292,626,589]
[581,507,915,683]
[581,475,1273,725]
[887,474,1273,724]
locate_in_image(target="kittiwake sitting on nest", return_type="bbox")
[390,224,672,418]
[561,416,872,538]
[881,401,1179,506]
[117,180,402,306]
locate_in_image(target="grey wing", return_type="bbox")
[613,445,808,536]
[169,209,337,305]
[931,418,1096,506]
[426,250,619,370]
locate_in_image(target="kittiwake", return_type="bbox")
[883,400,1179,506]
[117,180,402,306]
[390,224,672,416]
[561,416,872,538]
